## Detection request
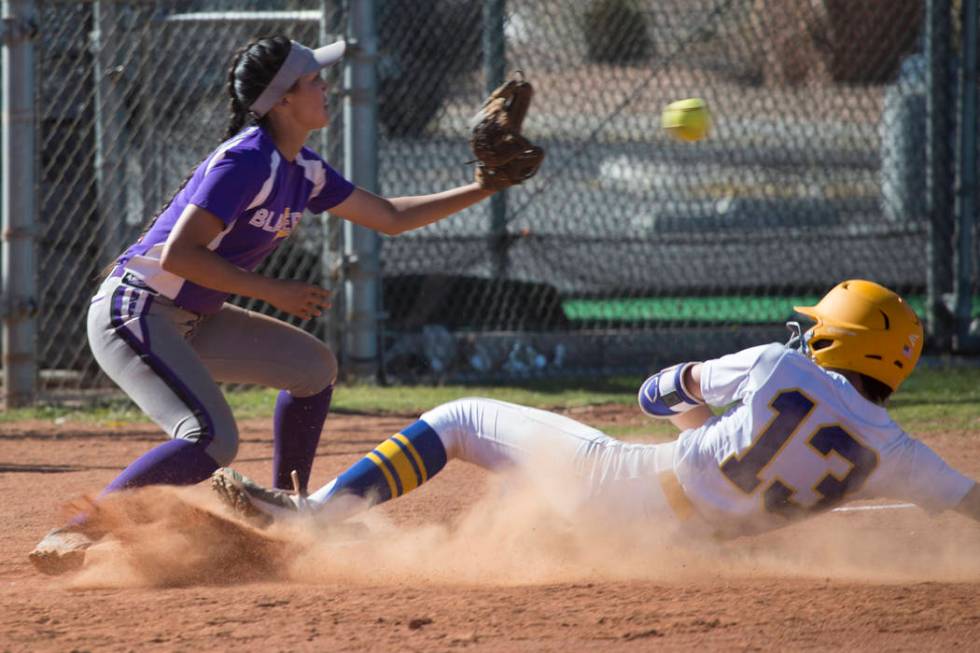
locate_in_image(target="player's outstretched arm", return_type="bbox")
[330,185,493,236]
[954,483,980,522]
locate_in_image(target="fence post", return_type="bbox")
[320,0,345,361]
[1,0,37,407]
[93,1,130,268]
[925,0,955,351]
[483,0,507,278]
[342,0,381,380]
[954,0,980,352]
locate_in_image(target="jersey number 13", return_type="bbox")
[719,389,879,520]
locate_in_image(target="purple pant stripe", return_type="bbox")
[109,285,214,445]
[119,287,153,351]
[127,288,138,322]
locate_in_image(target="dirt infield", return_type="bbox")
[2,407,979,652]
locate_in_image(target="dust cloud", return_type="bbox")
[69,487,296,589]
[287,474,980,587]
[67,472,980,590]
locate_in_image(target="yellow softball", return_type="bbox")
[661,98,711,142]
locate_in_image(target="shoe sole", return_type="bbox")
[210,473,273,529]
[28,548,86,576]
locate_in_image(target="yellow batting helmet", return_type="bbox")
[794,280,923,392]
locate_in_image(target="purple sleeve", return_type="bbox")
[190,149,269,225]
[307,160,356,214]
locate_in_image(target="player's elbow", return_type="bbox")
[378,221,403,236]
[377,198,421,235]
[159,243,178,273]
[378,210,406,236]
[159,242,190,275]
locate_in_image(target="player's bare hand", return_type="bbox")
[261,279,331,320]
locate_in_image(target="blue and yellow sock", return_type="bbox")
[309,420,447,509]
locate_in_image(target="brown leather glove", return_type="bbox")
[470,74,545,191]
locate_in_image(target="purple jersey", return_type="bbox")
[114,126,354,314]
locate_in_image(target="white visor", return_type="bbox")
[249,40,346,117]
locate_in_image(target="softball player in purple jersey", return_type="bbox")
[30,35,499,573]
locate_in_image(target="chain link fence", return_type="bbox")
[3,0,978,399]
[375,0,975,380]
[32,0,340,395]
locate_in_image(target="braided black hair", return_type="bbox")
[225,35,292,139]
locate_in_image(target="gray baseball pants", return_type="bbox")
[87,274,337,465]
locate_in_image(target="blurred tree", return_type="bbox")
[377,0,483,137]
[755,0,922,86]
[582,0,653,64]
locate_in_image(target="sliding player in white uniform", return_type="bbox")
[212,280,980,536]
